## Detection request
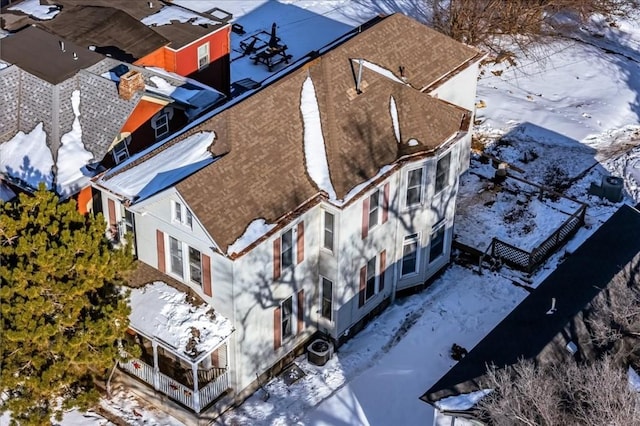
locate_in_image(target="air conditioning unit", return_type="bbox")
[307,338,333,366]
[601,176,623,202]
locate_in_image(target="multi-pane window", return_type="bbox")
[406,168,423,207]
[323,211,334,252]
[281,229,293,269]
[321,277,333,321]
[169,236,183,278]
[154,112,170,139]
[197,42,210,70]
[435,152,451,193]
[365,257,376,301]
[112,137,130,164]
[173,201,193,229]
[189,247,202,286]
[430,222,446,263]
[368,190,380,230]
[401,233,419,276]
[281,296,293,339]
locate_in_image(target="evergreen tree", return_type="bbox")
[0,186,133,425]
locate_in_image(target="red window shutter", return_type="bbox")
[274,306,282,351]
[297,222,304,264]
[358,266,366,307]
[379,250,386,292]
[202,253,212,297]
[156,230,166,273]
[382,183,390,224]
[273,239,281,280]
[297,289,304,334]
[361,197,370,239]
[107,198,116,226]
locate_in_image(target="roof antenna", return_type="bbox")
[546,297,557,315]
[355,59,364,94]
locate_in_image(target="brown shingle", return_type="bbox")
[171,14,474,253]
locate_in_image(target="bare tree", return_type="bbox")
[479,356,640,426]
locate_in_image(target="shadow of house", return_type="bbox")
[421,204,640,423]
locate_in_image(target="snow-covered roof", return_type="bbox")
[227,218,276,256]
[128,282,233,359]
[7,0,60,20]
[98,131,216,201]
[0,123,54,191]
[0,182,16,202]
[435,389,492,411]
[141,5,218,27]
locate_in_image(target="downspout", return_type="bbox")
[391,168,402,303]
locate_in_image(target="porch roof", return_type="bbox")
[128,281,233,360]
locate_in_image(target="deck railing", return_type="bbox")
[119,357,229,412]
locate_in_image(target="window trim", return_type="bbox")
[112,136,131,164]
[280,228,294,271]
[434,152,451,194]
[172,201,193,229]
[153,112,170,139]
[281,296,294,341]
[320,276,333,321]
[368,190,380,231]
[197,42,210,70]
[365,256,377,303]
[405,167,424,208]
[169,236,184,278]
[429,221,446,264]
[188,246,202,287]
[322,210,335,253]
[401,233,420,277]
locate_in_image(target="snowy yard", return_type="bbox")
[40,0,640,425]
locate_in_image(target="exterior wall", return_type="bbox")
[135,47,167,70]
[428,61,482,174]
[0,66,20,141]
[172,28,230,78]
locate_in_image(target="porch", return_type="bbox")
[121,281,235,413]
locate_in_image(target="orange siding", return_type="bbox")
[76,186,93,214]
[121,100,165,134]
[174,27,230,76]
[135,47,166,69]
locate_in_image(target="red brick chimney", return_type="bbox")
[118,70,145,100]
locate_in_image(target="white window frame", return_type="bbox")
[166,234,204,286]
[368,190,380,231]
[281,228,295,270]
[365,256,377,303]
[322,210,335,253]
[112,136,131,164]
[197,42,210,70]
[153,112,170,139]
[172,201,193,229]
[405,167,424,208]
[281,296,294,340]
[169,236,184,278]
[188,246,202,287]
[401,233,420,277]
[320,276,333,321]
[429,221,446,263]
[435,152,451,194]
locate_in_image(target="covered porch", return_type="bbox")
[120,281,234,412]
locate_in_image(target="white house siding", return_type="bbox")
[427,60,482,174]
[230,207,320,392]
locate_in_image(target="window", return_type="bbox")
[281,296,293,340]
[406,168,423,207]
[281,229,293,269]
[365,257,376,301]
[401,233,419,276]
[321,277,333,321]
[197,42,210,70]
[435,152,451,193]
[173,201,193,229]
[169,236,183,278]
[323,211,334,252]
[368,190,380,230]
[189,247,202,286]
[153,112,170,139]
[112,136,131,164]
[429,222,446,263]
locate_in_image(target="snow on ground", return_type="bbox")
[56,90,94,197]
[129,282,233,357]
[99,131,216,201]
[0,122,54,190]
[8,0,60,20]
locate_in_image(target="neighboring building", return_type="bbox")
[421,204,640,425]
[94,12,484,416]
[0,0,232,95]
[0,26,224,212]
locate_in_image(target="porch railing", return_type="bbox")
[119,357,229,412]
